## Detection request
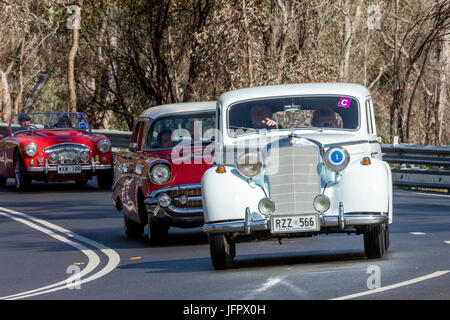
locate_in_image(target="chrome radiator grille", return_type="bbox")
[268,143,320,215]
[44,143,90,164]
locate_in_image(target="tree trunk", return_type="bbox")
[242,0,253,87]
[14,37,25,115]
[68,0,83,113]
[0,70,12,122]
[340,0,361,82]
[23,66,53,113]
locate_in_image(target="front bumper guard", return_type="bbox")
[27,159,111,174]
[144,183,203,216]
[203,203,388,234]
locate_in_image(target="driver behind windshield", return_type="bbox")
[18,114,31,130]
[250,105,278,129]
[311,107,342,128]
[157,129,174,148]
[56,115,72,128]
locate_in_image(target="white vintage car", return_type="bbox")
[202,83,393,269]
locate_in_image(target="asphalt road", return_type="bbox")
[0,179,449,302]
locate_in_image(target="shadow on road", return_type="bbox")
[118,249,368,273]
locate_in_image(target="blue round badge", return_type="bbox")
[79,121,88,129]
[330,150,343,164]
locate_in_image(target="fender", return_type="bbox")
[202,166,266,223]
[326,158,391,216]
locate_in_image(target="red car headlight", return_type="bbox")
[149,163,171,185]
[97,139,111,153]
[25,143,38,157]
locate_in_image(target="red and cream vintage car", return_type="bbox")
[0,112,113,191]
[112,102,216,243]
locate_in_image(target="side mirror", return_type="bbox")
[129,142,138,152]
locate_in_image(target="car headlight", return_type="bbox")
[25,143,38,157]
[313,194,330,213]
[237,152,262,178]
[323,147,350,172]
[80,152,90,163]
[97,139,111,153]
[150,163,171,185]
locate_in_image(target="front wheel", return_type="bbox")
[97,171,113,189]
[123,214,144,238]
[363,224,387,259]
[14,153,31,191]
[147,215,169,245]
[208,233,236,270]
[0,175,7,187]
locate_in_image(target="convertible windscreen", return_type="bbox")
[10,112,90,134]
[228,96,359,136]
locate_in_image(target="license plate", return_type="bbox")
[57,165,82,174]
[270,214,319,233]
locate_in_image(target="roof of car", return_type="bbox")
[218,83,371,107]
[139,101,216,119]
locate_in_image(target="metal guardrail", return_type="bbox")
[1,123,448,190]
[381,143,450,190]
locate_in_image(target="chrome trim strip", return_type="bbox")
[173,196,202,202]
[338,202,345,230]
[167,205,203,214]
[321,214,388,227]
[149,183,202,198]
[324,140,379,148]
[203,218,269,234]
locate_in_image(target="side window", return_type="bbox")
[369,98,377,135]
[365,99,374,134]
[216,104,221,133]
[131,120,146,151]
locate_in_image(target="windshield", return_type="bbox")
[228,95,359,137]
[147,113,215,149]
[10,112,90,135]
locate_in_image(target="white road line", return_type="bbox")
[245,276,306,299]
[0,207,120,300]
[410,232,426,235]
[331,270,450,300]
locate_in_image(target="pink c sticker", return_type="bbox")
[338,97,352,108]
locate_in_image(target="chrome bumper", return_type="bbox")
[144,183,203,216]
[203,204,388,234]
[27,163,112,173]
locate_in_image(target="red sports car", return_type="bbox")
[112,102,216,243]
[0,112,113,191]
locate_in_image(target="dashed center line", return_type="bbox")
[410,232,426,235]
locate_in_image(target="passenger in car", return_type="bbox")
[157,129,174,148]
[311,107,342,128]
[56,115,72,128]
[250,105,278,129]
[18,114,32,130]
